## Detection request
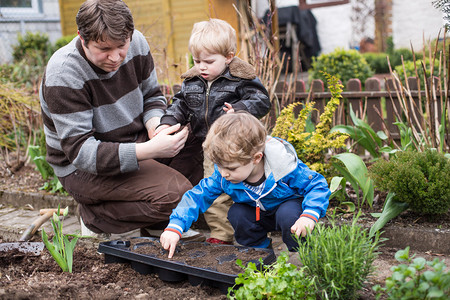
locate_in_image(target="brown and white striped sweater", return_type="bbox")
[40,30,167,177]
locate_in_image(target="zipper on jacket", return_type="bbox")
[256,202,260,221]
[205,85,210,131]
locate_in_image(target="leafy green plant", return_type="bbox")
[41,206,79,272]
[369,192,409,237]
[394,58,440,90]
[271,73,349,177]
[28,142,67,195]
[297,215,384,299]
[363,52,390,74]
[227,252,317,299]
[309,48,374,88]
[331,103,389,159]
[369,149,450,215]
[373,247,450,299]
[331,152,374,209]
[12,31,52,63]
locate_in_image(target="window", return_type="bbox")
[0,0,42,17]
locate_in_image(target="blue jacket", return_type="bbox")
[166,137,330,235]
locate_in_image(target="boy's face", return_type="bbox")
[79,32,130,73]
[193,50,233,81]
[217,152,263,184]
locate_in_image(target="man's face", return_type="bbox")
[80,35,130,72]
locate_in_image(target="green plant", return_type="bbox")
[369,192,409,237]
[331,103,389,159]
[388,48,417,69]
[331,152,374,209]
[309,48,374,88]
[297,215,383,299]
[394,58,440,90]
[373,247,450,299]
[271,73,349,177]
[12,31,52,63]
[227,252,317,299]
[41,206,80,272]
[28,142,67,195]
[369,149,450,215]
[363,52,390,74]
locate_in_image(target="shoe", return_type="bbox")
[80,217,111,240]
[206,237,233,245]
[141,227,206,242]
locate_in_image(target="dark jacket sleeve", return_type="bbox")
[159,82,191,126]
[233,76,271,119]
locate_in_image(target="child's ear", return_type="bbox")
[253,151,263,164]
[225,53,234,64]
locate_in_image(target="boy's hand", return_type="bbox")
[153,124,170,137]
[160,230,181,258]
[223,102,235,113]
[291,216,316,238]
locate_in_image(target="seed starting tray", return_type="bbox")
[98,237,276,293]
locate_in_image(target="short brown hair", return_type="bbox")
[188,18,237,57]
[76,0,134,45]
[203,112,267,166]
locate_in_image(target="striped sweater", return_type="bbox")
[40,30,167,177]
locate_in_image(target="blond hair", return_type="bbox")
[188,18,237,57]
[203,112,267,166]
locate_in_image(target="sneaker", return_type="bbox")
[80,217,111,240]
[141,227,206,242]
[206,238,233,245]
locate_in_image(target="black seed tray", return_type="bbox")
[98,237,276,293]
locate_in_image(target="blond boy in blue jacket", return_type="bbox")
[160,112,330,258]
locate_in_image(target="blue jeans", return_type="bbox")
[228,199,305,251]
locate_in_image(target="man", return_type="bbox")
[40,0,203,240]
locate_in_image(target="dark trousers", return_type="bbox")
[228,199,304,251]
[59,132,204,234]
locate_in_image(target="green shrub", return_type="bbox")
[373,247,450,300]
[388,48,417,69]
[369,150,450,215]
[309,48,374,88]
[12,31,52,63]
[394,58,440,89]
[363,52,390,74]
[297,217,383,299]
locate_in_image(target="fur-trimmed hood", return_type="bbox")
[181,57,256,80]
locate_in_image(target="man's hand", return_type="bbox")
[291,216,316,238]
[223,102,235,114]
[136,124,188,160]
[160,230,181,258]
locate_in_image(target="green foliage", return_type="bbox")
[42,206,80,273]
[12,31,52,63]
[362,52,390,74]
[271,73,349,177]
[369,150,450,215]
[227,252,317,299]
[388,48,417,69]
[331,152,374,209]
[28,143,67,195]
[394,58,440,89]
[53,34,77,52]
[309,48,374,88]
[369,192,409,237]
[297,217,383,299]
[373,247,450,299]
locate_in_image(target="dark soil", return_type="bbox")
[1,162,449,299]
